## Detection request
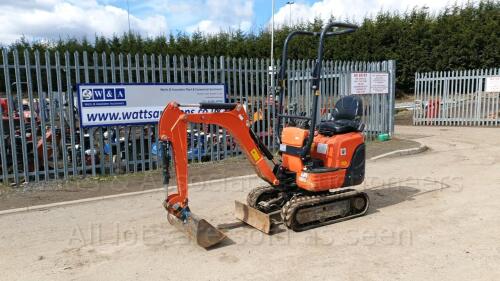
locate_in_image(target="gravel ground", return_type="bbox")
[0,125,499,280]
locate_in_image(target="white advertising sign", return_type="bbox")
[351,72,389,94]
[77,83,226,128]
[485,76,500,93]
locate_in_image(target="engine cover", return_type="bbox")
[311,132,364,169]
[295,132,364,191]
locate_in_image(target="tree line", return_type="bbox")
[4,0,499,95]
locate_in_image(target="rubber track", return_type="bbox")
[281,189,369,232]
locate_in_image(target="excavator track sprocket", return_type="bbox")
[281,189,369,232]
[246,185,283,213]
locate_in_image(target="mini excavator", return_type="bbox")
[158,22,369,248]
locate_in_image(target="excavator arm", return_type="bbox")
[157,102,279,248]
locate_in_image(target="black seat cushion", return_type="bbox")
[318,119,360,136]
[318,96,364,136]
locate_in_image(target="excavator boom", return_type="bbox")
[158,102,279,248]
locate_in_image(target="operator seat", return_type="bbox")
[318,95,364,136]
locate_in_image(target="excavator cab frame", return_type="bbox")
[274,24,357,147]
[274,22,358,158]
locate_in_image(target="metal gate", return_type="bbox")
[414,68,500,126]
[0,49,395,185]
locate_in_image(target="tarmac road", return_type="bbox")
[1,125,499,281]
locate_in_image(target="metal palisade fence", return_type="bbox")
[0,49,395,185]
[414,68,500,126]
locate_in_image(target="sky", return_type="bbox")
[0,0,477,44]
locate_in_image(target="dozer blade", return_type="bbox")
[234,200,273,234]
[167,212,226,248]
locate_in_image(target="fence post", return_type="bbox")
[13,49,30,183]
[3,49,20,184]
[413,72,418,125]
[0,49,7,184]
[388,60,396,136]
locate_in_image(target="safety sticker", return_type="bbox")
[279,144,287,152]
[317,143,328,154]
[299,172,308,182]
[250,148,261,162]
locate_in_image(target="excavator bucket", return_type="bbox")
[167,212,226,248]
[234,201,274,234]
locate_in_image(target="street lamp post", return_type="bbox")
[270,0,275,91]
[286,1,295,26]
[126,0,131,34]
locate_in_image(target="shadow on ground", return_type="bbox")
[366,185,420,212]
[215,176,456,242]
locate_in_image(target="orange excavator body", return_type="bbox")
[158,22,370,248]
[158,98,368,248]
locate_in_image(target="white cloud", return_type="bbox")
[0,0,168,44]
[187,0,254,33]
[271,0,476,27]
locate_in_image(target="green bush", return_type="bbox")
[6,1,499,95]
